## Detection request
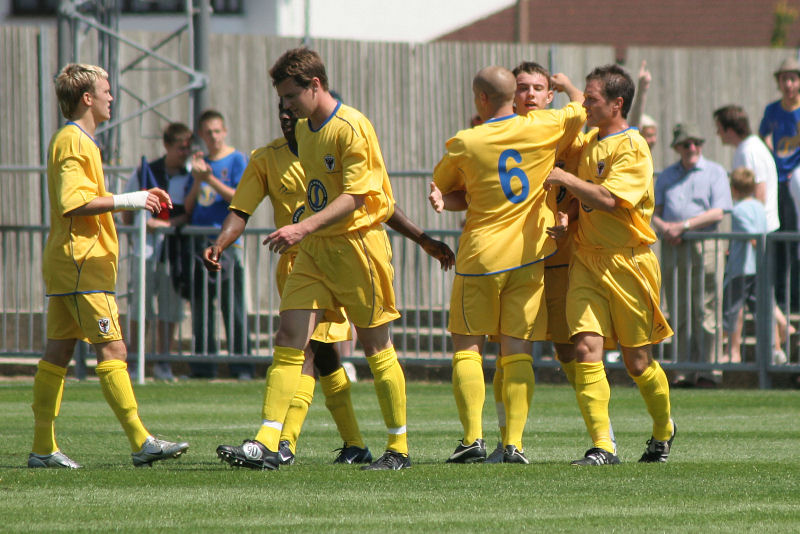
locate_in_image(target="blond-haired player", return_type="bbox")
[217,48,416,471]
[545,64,675,465]
[432,65,586,464]
[30,63,188,468]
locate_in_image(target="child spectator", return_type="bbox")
[723,168,785,364]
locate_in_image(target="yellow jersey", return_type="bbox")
[229,137,307,253]
[294,102,394,236]
[43,123,118,295]
[433,101,586,275]
[574,127,657,251]
[546,132,587,267]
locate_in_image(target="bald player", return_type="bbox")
[432,66,586,464]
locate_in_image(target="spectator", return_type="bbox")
[184,109,254,380]
[122,123,194,381]
[629,61,657,150]
[722,168,786,364]
[714,105,794,348]
[759,57,800,311]
[653,123,733,387]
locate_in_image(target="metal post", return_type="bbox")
[758,234,774,388]
[303,0,311,47]
[136,210,147,385]
[193,0,211,124]
[57,1,73,75]
[38,26,51,226]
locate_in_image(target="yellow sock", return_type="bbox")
[31,360,67,455]
[560,358,577,387]
[501,353,534,450]
[255,346,305,451]
[96,360,150,451]
[366,346,408,455]
[492,361,506,444]
[279,373,315,453]
[452,350,484,444]
[320,367,365,448]
[573,361,615,453]
[630,360,673,441]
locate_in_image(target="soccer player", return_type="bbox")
[432,65,586,464]
[545,64,675,465]
[216,47,413,471]
[205,102,453,465]
[30,63,189,468]
[430,62,592,463]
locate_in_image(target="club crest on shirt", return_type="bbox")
[98,317,111,334]
[307,179,328,212]
[597,161,605,177]
[324,154,336,171]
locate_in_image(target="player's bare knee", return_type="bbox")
[620,345,652,376]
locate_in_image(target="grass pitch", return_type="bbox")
[1,377,798,532]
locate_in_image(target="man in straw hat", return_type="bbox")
[759,57,800,312]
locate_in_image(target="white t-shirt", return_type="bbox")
[733,135,780,232]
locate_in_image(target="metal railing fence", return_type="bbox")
[2,216,799,388]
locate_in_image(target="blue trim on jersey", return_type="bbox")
[455,250,556,277]
[599,126,636,141]
[309,100,342,132]
[485,114,516,124]
[66,121,101,149]
[46,290,116,297]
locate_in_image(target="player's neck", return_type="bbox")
[598,117,629,139]
[308,93,339,130]
[488,104,515,120]
[70,109,100,137]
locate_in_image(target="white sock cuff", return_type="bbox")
[387,425,407,435]
[261,419,283,431]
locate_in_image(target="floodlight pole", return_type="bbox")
[193,0,211,127]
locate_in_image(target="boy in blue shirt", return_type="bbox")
[722,168,782,363]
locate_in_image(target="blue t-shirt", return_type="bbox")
[726,198,767,280]
[655,156,733,231]
[758,100,800,182]
[188,149,247,221]
[187,150,247,245]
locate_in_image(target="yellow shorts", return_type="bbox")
[566,246,673,347]
[46,292,123,344]
[280,225,400,329]
[449,261,547,341]
[276,252,352,343]
[544,265,571,344]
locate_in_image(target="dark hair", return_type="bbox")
[586,64,635,118]
[270,47,329,90]
[198,109,225,128]
[163,122,193,145]
[713,105,751,138]
[512,61,551,89]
